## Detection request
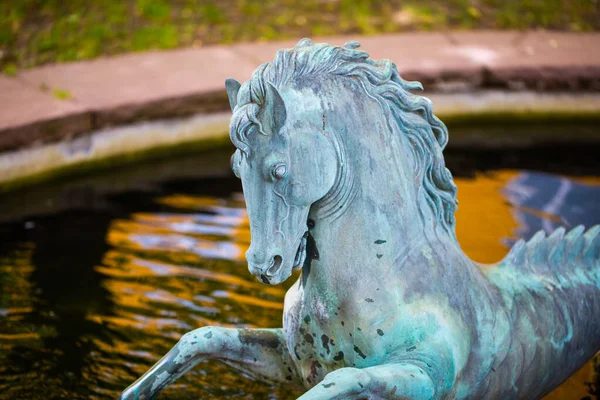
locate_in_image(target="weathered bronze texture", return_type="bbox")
[120,39,600,400]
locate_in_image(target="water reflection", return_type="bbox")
[504,172,600,239]
[99,192,290,398]
[0,213,116,399]
[0,161,598,399]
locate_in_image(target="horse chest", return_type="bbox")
[283,282,386,387]
[284,317,352,387]
[283,284,342,386]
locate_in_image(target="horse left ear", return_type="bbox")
[261,82,287,135]
[225,78,241,111]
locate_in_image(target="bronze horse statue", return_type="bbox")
[120,39,600,399]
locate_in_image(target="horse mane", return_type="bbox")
[229,38,458,239]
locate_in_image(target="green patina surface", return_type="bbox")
[1,0,599,73]
[120,39,600,399]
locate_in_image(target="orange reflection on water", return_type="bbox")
[92,190,289,397]
[454,170,519,264]
[0,247,38,341]
[98,250,284,298]
[213,290,284,310]
[0,332,40,340]
[156,194,224,209]
[107,196,252,266]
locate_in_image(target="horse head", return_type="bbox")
[226,77,338,285]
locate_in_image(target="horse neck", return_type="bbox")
[306,104,472,288]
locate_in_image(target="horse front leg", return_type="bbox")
[296,363,436,400]
[119,326,302,399]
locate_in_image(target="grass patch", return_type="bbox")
[51,88,73,100]
[0,0,598,70]
[2,63,17,76]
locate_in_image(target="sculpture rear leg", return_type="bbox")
[119,327,302,399]
[296,363,436,400]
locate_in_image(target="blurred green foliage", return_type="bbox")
[0,0,598,73]
[51,88,73,100]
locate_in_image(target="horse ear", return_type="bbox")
[262,82,287,134]
[225,78,241,111]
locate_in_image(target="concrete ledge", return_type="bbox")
[430,91,600,117]
[0,112,231,192]
[1,31,600,155]
[0,76,92,151]
[92,90,230,127]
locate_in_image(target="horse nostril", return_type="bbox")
[267,255,283,276]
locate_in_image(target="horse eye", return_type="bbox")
[272,164,287,180]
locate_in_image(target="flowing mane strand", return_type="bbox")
[229,38,458,238]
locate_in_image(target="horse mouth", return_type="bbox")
[293,231,308,270]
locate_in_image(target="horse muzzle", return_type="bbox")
[246,230,308,285]
[246,247,285,284]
